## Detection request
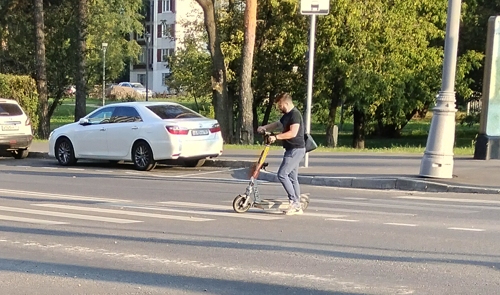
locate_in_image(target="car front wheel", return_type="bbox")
[132,141,157,171]
[55,138,77,166]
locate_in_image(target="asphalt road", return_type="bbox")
[0,157,499,295]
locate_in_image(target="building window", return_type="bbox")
[161,0,172,13]
[158,48,175,62]
[160,23,175,39]
[162,73,171,86]
[138,48,146,64]
[137,74,146,85]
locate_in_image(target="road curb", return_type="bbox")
[255,170,500,195]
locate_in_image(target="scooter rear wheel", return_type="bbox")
[233,195,251,213]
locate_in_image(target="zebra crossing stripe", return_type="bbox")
[0,205,141,224]
[0,188,130,203]
[118,205,284,221]
[0,214,68,225]
[31,204,213,222]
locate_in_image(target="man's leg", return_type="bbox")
[289,148,305,205]
[277,148,305,206]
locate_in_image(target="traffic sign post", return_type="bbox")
[301,0,329,167]
[301,0,329,15]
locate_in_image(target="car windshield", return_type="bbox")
[0,103,23,116]
[130,83,145,89]
[147,104,203,119]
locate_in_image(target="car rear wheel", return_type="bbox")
[11,149,29,159]
[55,138,77,166]
[132,141,157,171]
[183,159,206,168]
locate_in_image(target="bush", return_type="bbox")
[0,74,39,133]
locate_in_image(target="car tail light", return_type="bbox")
[166,126,189,135]
[25,117,31,126]
[210,123,221,133]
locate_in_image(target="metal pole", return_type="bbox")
[102,45,107,107]
[419,0,461,178]
[145,34,150,102]
[304,14,316,168]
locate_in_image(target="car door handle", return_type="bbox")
[100,128,106,131]
[131,126,138,130]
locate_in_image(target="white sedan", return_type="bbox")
[48,102,223,171]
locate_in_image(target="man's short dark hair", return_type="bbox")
[274,92,292,103]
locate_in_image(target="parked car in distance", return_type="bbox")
[48,101,223,171]
[118,82,155,97]
[0,98,33,159]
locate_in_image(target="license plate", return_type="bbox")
[192,129,209,136]
[1,124,19,131]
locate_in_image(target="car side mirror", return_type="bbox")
[79,118,90,126]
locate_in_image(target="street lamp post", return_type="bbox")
[145,32,150,102]
[419,0,462,178]
[102,42,108,106]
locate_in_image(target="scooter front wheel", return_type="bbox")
[233,194,251,213]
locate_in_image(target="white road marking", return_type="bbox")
[0,214,68,225]
[160,201,234,210]
[42,167,58,170]
[447,227,485,232]
[312,199,477,214]
[0,205,141,224]
[67,168,85,171]
[15,165,30,168]
[384,223,418,227]
[0,188,130,203]
[396,196,500,205]
[161,201,345,219]
[307,206,416,216]
[32,204,213,222]
[118,205,284,221]
[325,218,359,222]
[343,197,368,200]
[172,169,232,178]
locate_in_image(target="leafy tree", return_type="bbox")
[195,0,234,143]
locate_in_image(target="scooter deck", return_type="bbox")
[253,199,289,210]
[253,194,310,210]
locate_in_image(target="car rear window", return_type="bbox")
[0,103,23,116]
[147,104,203,119]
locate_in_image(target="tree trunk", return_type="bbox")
[326,95,340,147]
[195,0,233,143]
[74,0,87,121]
[352,107,365,149]
[239,0,257,144]
[34,0,49,139]
[262,91,275,126]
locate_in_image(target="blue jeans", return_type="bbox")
[277,148,306,206]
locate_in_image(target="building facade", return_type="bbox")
[129,0,202,95]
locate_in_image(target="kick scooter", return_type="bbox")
[232,132,310,213]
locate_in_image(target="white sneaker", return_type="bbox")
[283,206,303,215]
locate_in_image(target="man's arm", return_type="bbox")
[257,121,282,133]
[275,123,299,140]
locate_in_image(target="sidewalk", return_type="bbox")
[29,142,500,195]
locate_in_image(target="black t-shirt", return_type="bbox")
[279,107,305,150]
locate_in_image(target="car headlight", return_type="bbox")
[49,131,54,139]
